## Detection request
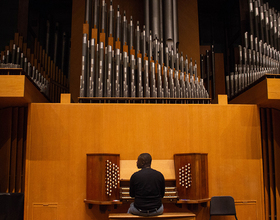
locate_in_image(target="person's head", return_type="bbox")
[137,153,152,169]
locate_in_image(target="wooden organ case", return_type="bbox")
[174,153,209,201]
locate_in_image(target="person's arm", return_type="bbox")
[161,174,165,198]
[129,175,135,198]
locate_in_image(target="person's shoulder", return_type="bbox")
[151,168,164,177]
[131,169,141,177]
[151,168,162,173]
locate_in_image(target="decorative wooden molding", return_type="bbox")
[60,93,71,104]
[229,74,280,109]
[0,75,49,108]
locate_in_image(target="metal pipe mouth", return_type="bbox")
[166,40,173,52]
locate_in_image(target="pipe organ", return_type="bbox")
[79,0,211,104]
[227,0,280,99]
[85,153,209,210]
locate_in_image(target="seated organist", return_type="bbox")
[127,153,165,216]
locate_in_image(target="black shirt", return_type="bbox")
[129,168,165,210]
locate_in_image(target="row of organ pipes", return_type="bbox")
[79,0,211,102]
[0,39,50,97]
[0,21,69,102]
[227,0,280,98]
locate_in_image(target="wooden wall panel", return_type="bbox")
[266,109,276,220]
[0,75,25,97]
[32,204,58,220]
[235,201,258,220]
[0,108,12,193]
[260,108,280,220]
[260,108,270,220]
[0,107,27,193]
[271,109,280,220]
[24,103,264,220]
[120,160,174,180]
[267,79,280,100]
[16,107,25,193]
[10,107,18,193]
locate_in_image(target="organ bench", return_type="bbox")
[108,212,196,220]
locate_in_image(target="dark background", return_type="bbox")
[198,0,280,73]
[0,0,72,76]
[0,0,280,77]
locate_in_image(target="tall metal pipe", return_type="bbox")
[90,38,95,97]
[264,5,269,44]
[249,0,254,38]
[80,33,87,97]
[109,0,114,37]
[136,21,141,55]
[278,13,280,50]
[46,20,50,54]
[85,0,90,24]
[260,5,265,41]
[93,0,99,29]
[101,0,106,33]
[103,47,108,97]
[151,0,160,40]
[87,39,91,96]
[148,31,152,61]
[122,11,127,47]
[115,49,120,97]
[159,0,163,41]
[115,6,121,42]
[273,12,277,50]
[129,16,134,52]
[98,42,104,97]
[141,25,146,59]
[61,32,66,73]
[53,22,59,64]
[211,45,215,100]
[163,0,173,51]
[172,0,179,50]
[254,0,259,40]
[130,56,136,97]
[145,0,150,42]
[269,9,274,47]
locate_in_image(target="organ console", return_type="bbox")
[84,153,210,212]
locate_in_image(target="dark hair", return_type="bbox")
[137,153,152,168]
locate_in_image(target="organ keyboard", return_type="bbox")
[120,186,179,202]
